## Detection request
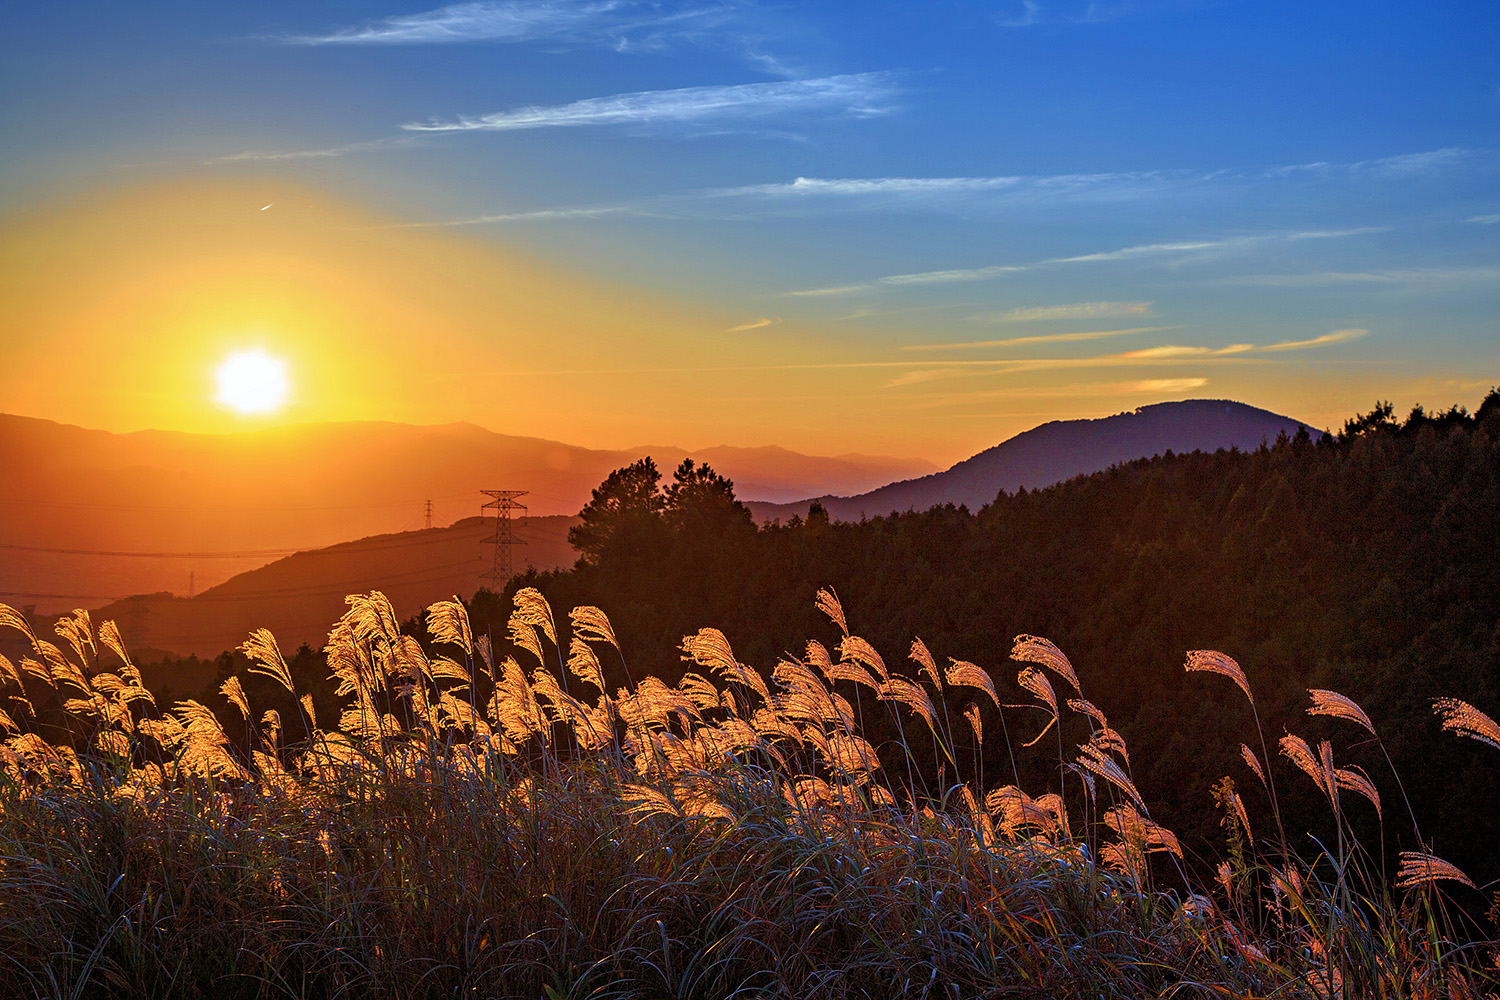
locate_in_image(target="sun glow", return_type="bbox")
[214,349,290,415]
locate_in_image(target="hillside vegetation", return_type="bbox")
[484,393,1500,892]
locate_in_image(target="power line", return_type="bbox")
[0,521,511,560]
[0,590,130,601]
[0,542,302,559]
[0,491,480,514]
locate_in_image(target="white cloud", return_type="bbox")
[1466,213,1500,224]
[737,175,1029,197]
[1131,377,1209,392]
[1260,328,1367,352]
[709,168,1194,207]
[786,226,1386,295]
[421,205,643,225]
[402,73,898,132]
[781,283,874,297]
[879,263,1027,286]
[204,136,417,163]
[282,1,732,47]
[1115,343,1253,359]
[370,149,1478,231]
[905,326,1173,351]
[971,301,1154,322]
[726,317,778,332]
[1264,148,1474,180]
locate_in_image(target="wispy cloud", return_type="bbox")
[695,148,1486,212]
[995,1,1045,27]
[278,1,813,77]
[995,1,1141,28]
[883,368,966,388]
[203,136,418,164]
[786,227,1387,296]
[493,326,1365,383]
[428,205,643,225]
[1466,213,1500,224]
[885,367,1210,393]
[1215,266,1500,287]
[883,328,1365,390]
[726,317,778,332]
[905,325,1174,351]
[783,283,875,298]
[971,300,1154,322]
[1133,377,1209,392]
[710,168,1203,207]
[1115,343,1253,359]
[1260,328,1367,352]
[282,1,732,48]
[381,148,1480,229]
[1273,147,1475,179]
[402,73,898,132]
[877,263,1027,287]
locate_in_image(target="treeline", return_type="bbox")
[469,392,1500,887]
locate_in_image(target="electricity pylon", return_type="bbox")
[480,490,527,589]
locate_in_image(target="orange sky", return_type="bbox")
[2,176,1481,465]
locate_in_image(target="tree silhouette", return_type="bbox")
[664,458,754,535]
[567,457,665,565]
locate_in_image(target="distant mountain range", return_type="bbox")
[747,400,1315,522]
[0,414,934,614]
[2,399,1315,657]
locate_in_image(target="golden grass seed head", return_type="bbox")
[946,658,1000,711]
[510,587,558,646]
[1307,688,1377,736]
[1011,635,1080,696]
[815,586,847,636]
[1433,697,1500,751]
[1184,650,1253,705]
[1395,851,1475,890]
[569,605,618,649]
[1240,743,1267,787]
[424,597,473,655]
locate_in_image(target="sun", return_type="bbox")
[214,349,290,415]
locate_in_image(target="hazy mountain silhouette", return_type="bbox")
[747,400,1316,522]
[0,414,934,614]
[16,515,578,661]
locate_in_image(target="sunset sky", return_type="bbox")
[3,1,1497,463]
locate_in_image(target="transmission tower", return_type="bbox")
[424,499,434,530]
[480,490,528,589]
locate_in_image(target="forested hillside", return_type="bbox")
[473,393,1500,885]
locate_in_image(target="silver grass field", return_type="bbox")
[0,588,1495,999]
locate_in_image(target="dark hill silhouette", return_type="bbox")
[16,514,579,661]
[747,399,1314,522]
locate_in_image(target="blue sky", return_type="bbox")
[2,1,1497,459]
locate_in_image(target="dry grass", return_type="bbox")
[0,588,1495,999]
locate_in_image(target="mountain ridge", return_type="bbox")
[747,399,1315,522]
